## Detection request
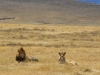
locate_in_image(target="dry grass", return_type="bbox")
[0,23,100,75]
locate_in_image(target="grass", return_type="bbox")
[0,23,100,75]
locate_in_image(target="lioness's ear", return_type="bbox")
[59,52,61,55]
[64,52,66,55]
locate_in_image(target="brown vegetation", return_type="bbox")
[0,24,100,75]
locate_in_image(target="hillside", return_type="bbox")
[0,0,100,25]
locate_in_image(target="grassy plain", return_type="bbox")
[0,23,100,75]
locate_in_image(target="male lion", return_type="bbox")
[16,47,26,63]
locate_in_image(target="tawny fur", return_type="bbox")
[59,52,66,64]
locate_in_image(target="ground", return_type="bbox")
[0,23,100,75]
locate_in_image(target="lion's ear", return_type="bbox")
[18,49,20,53]
[20,47,23,50]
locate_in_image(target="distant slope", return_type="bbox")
[0,0,100,25]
